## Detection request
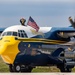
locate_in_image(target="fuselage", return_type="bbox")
[0,25,75,65]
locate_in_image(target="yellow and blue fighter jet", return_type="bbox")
[0,17,75,72]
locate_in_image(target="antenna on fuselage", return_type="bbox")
[20,18,26,26]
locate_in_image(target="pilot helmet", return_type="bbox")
[20,18,26,26]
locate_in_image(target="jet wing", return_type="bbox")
[57,31,75,38]
[0,28,5,36]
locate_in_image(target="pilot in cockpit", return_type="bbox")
[20,18,26,26]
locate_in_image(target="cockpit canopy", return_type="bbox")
[1,30,28,38]
[1,25,52,38]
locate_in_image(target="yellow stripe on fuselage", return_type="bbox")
[17,38,67,44]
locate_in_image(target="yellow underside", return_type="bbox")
[0,36,20,64]
[1,54,17,64]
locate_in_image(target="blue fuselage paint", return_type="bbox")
[14,27,75,65]
[14,52,62,66]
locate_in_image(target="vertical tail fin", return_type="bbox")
[69,16,75,28]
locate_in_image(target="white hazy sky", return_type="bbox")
[0,0,75,27]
